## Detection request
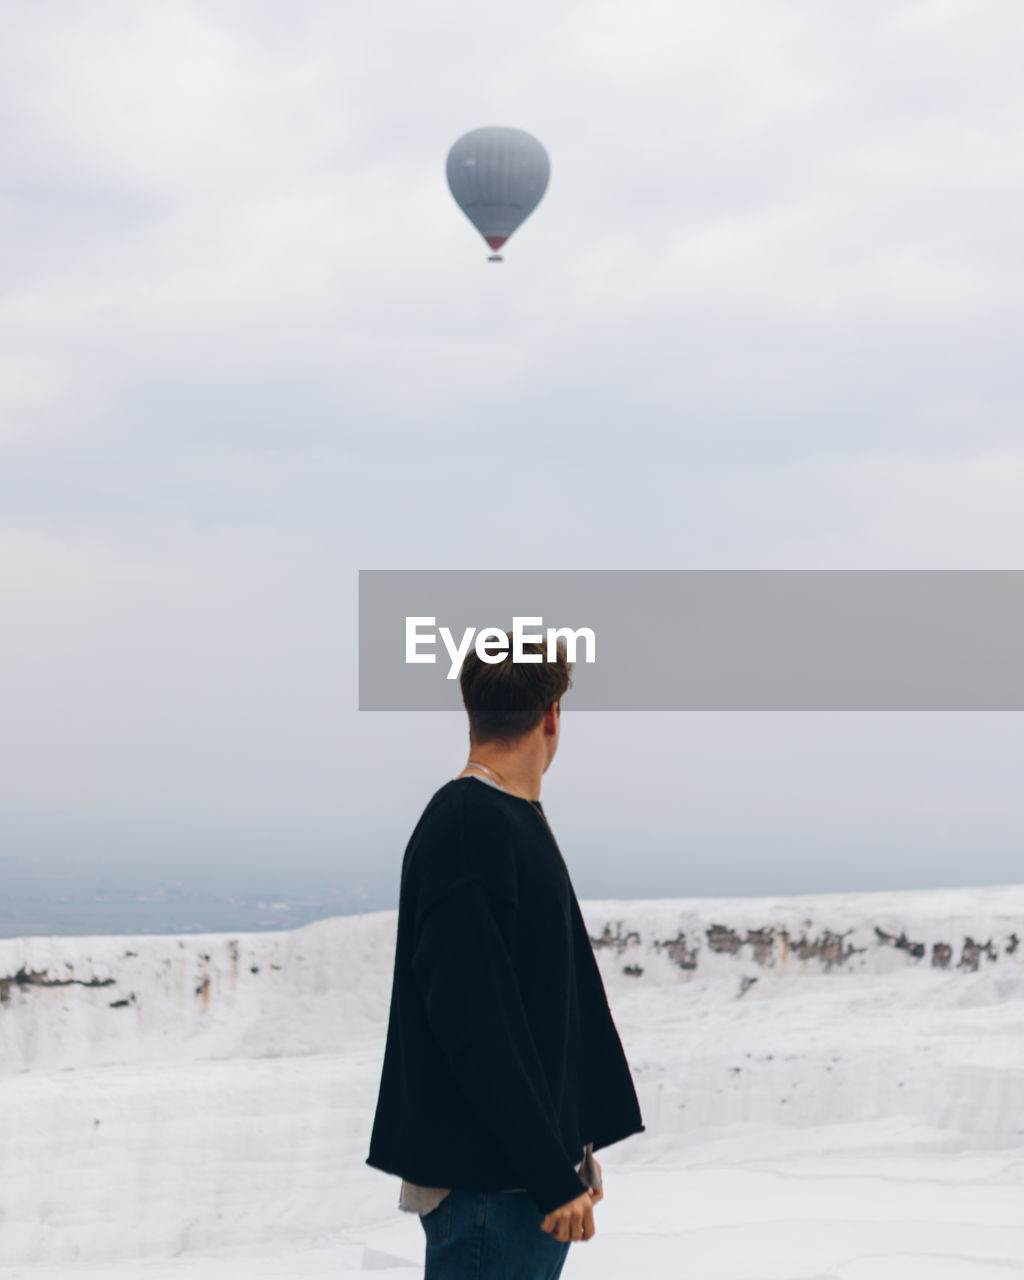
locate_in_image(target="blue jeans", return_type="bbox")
[419,1189,571,1280]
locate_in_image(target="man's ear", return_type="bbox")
[544,702,560,733]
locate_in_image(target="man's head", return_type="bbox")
[459,633,573,771]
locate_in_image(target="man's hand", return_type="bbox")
[539,1190,596,1243]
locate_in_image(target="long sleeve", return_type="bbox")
[410,877,589,1216]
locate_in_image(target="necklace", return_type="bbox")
[464,760,503,788]
[463,762,545,817]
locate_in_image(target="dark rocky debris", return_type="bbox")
[0,967,116,1005]
[874,927,926,959]
[653,930,699,970]
[588,921,642,956]
[591,917,1016,978]
[932,942,953,968]
[958,937,998,971]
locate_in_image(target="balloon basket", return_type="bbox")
[487,254,504,263]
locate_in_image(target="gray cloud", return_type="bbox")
[1,0,1023,905]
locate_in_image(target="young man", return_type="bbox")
[366,635,644,1279]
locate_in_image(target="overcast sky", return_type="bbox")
[2,0,1023,907]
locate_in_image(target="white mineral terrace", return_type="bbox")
[1,883,1022,1278]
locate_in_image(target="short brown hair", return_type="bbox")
[459,633,573,745]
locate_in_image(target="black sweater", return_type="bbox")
[366,777,645,1216]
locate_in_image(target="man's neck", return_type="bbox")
[459,747,544,802]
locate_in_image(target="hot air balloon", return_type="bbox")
[446,126,550,262]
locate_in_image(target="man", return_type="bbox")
[366,634,644,1279]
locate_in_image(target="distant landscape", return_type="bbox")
[0,854,387,938]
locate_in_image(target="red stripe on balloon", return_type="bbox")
[485,235,508,250]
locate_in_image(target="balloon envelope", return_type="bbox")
[446,126,550,254]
